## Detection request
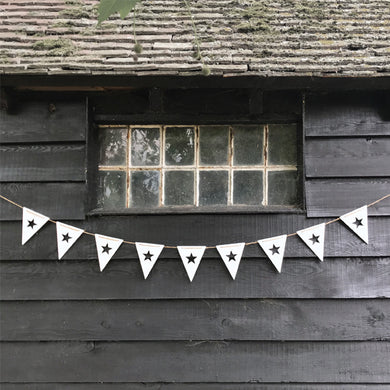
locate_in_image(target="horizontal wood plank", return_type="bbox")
[2,385,389,390]
[1,299,389,341]
[1,258,389,300]
[1,341,389,382]
[305,138,390,178]
[0,100,86,143]
[0,183,85,220]
[1,216,389,260]
[0,143,85,182]
[305,179,390,217]
[305,92,390,137]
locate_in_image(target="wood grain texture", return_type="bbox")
[1,216,389,260]
[305,138,390,178]
[305,92,390,137]
[2,385,389,390]
[1,299,389,341]
[0,183,85,220]
[0,143,85,182]
[1,258,389,300]
[305,179,390,217]
[1,341,389,382]
[0,100,86,143]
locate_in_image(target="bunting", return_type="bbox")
[56,222,84,260]
[1,193,388,281]
[297,223,326,261]
[177,246,206,282]
[136,242,164,279]
[216,243,245,279]
[340,205,368,244]
[22,207,49,245]
[95,234,123,271]
[258,235,287,273]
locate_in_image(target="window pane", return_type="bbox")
[97,171,126,209]
[268,170,298,205]
[199,170,228,205]
[99,128,127,166]
[130,171,160,207]
[233,170,263,205]
[199,126,229,166]
[268,124,297,165]
[233,125,264,166]
[131,127,160,166]
[165,127,195,166]
[164,171,194,206]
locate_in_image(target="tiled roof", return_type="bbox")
[1,0,390,77]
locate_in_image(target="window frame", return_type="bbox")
[88,119,305,216]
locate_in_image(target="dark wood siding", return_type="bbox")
[1,88,389,389]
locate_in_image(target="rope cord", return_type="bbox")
[1,193,389,250]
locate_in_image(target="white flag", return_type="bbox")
[95,234,123,272]
[297,223,326,261]
[177,246,206,282]
[258,234,287,273]
[22,207,49,245]
[340,205,368,244]
[216,242,245,280]
[136,242,164,279]
[56,222,84,260]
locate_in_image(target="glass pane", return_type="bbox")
[233,170,263,205]
[99,128,127,166]
[199,170,228,206]
[268,124,297,165]
[199,126,229,166]
[165,127,195,166]
[131,127,160,166]
[164,170,194,206]
[97,170,126,209]
[233,125,264,166]
[130,170,160,207]
[268,170,298,205]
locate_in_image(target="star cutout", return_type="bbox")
[227,251,237,261]
[27,219,36,229]
[353,218,363,228]
[102,243,112,254]
[144,251,153,261]
[62,233,72,243]
[187,253,196,264]
[309,234,320,245]
[269,245,280,255]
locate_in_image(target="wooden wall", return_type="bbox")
[1,87,390,389]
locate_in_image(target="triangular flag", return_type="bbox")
[22,207,49,245]
[177,246,206,282]
[216,242,245,280]
[94,234,123,271]
[136,242,164,279]
[340,205,368,244]
[258,234,287,273]
[297,223,326,261]
[56,222,84,260]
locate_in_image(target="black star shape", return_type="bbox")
[269,245,280,255]
[353,218,363,228]
[27,219,36,229]
[144,251,153,261]
[62,233,72,243]
[102,244,112,254]
[309,234,320,245]
[227,251,237,261]
[187,253,196,264]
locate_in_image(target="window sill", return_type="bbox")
[87,205,305,216]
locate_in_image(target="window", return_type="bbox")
[97,124,299,210]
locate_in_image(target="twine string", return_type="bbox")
[1,193,389,250]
